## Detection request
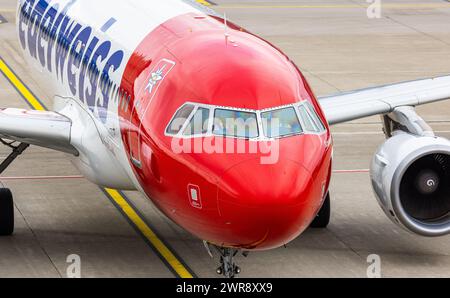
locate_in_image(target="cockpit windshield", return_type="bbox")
[261,107,302,138]
[183,107,210,136]
[166,101,326,139]
[213,109,259,139]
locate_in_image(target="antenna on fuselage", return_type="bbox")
[224,13,228,32]
[223,13,238,48]
[224,12,229,44]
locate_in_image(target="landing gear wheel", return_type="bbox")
[214,247,240,278]
[0,188,14,236]
[310,192,330,228]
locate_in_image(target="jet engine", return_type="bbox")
[370,107,450,236]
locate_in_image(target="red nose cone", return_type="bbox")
[216,158,322,250]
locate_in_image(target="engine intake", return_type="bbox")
[400,153,450,221]
[371,132,450,237]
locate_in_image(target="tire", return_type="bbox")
[0,188,14,236]
[310,192,330,228]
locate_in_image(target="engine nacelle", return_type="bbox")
[371,132,450,236]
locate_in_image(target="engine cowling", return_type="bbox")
[371,131,450,236]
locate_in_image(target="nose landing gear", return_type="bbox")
[216,247,240,278]
[204,241,246,278]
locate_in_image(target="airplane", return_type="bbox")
[0,0,448,278]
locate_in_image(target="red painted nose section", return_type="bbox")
[216,158,323,250]
[117,13,333,250]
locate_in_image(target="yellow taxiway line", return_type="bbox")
[0,59,45,111]
[104,189,194,278]
[195,0,215,6]
[0,56,194,279]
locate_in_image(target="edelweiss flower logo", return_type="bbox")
[145,65,166,94]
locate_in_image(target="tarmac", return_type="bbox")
[0,0,449,277]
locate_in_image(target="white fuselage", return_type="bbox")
[16,0,200,190]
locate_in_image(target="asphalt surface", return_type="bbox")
[0,0,449,277]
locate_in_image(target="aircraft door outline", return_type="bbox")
[128,58,176,168]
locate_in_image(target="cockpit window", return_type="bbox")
[166,104,195,135]
[261,107,303,138]
[213,109,259,139]
[183,107,210,136]
[297,105,318,132]
[304,102,325,132]
[166,101,326,139]
[297,102,325,133]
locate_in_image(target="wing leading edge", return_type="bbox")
[318,75,450,125]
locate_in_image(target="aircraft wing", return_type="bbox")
[0,108,78,155]
[318,75,450,125]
